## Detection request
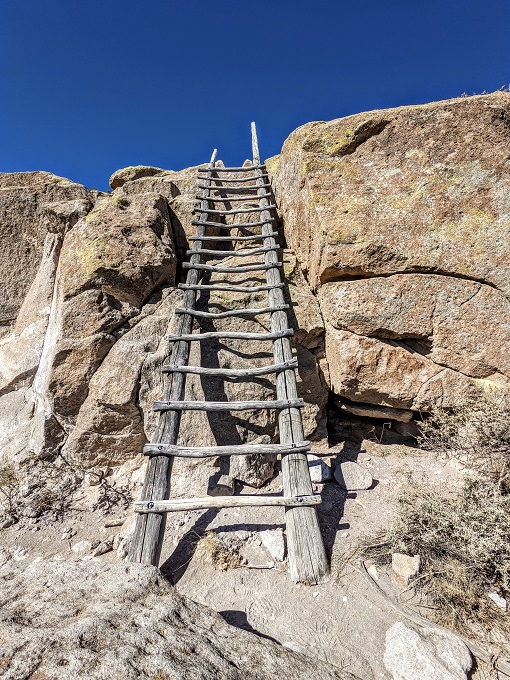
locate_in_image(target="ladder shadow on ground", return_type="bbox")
[218,610,281,644]
[160,508,220,585]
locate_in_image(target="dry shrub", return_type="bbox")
[364,391,510,642]
[390,478,510,638]
[0,463,19,516]
[418,390,510,490]
[196,531,242,571]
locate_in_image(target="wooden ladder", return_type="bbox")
[129,124,329,583]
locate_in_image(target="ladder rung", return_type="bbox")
[188,232,279,242]
[175,305,288,319]
[185,246,279,257]
[194,206,275,215]
[143,439,310,458]
[153,399,305,412]
[191,219,270,228]
[196,193,271,203]
[167,329,293,342]
[162,358,298,377]
[134,494,321,513]
[182,262,280,273]
[199,164,266,172]
[178,282,284,292]
[198,183,270,191]
[199,175,267,183]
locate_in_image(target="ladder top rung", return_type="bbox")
[143,439,310,458]
[134,494,321,513]
[197,183,270,191]
[199,164,266,172]
[154,399,305,412]
[198,175,268,183]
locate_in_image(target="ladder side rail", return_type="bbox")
[255,168,330,584]
[129,150,217,566]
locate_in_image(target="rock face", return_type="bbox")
[383,622,471,680]
[0,163,328,506]
[269,92,510,414]
[0,558,355,680]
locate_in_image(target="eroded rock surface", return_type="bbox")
[269,92,510,414]
[0,558,355,679]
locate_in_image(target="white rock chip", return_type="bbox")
[488,591,507,611]
[384,622,472,680]
[72,540,92,556]
[260,529,286,562]
[392,553,420,586]
[307,454,333,483]
[334,461,373,491]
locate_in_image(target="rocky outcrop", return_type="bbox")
[0,164,327,496]
[269,92,510,414]
[0,177,176,470]
[0,557,355,679]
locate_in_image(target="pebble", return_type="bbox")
[392,553,420,586]
[307,455,333,483]
[0,517,15,529]
[92,541,113,557]
[72,540,93,557]
[488,592,507,611]
[259,529,286,562]
[60,528,77,541]
[334,461,373,491]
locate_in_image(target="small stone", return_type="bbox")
[488,592,507,611]
[0,517,15,529]
[307,455,333,483]
[116,537,130,560]
[61,527,77,541]
[259,529,286,562]
[392,553,420,586]
[367,564,379,581]
[334,461,373,491]
[92,541,113,557]
[72,540,93,557]
[84,471,102,486]
[207,475,235,497]
[112,534,121,550]
[384,621,472,680]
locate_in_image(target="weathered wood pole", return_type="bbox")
[128,149,217,566]
[253,123,330,583]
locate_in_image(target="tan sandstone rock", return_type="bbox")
[269,92,510,413]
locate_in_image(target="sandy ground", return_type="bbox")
[1,435,489,680]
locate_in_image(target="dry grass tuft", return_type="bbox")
[364,392,510,643]
[418,390,510,490]
[196,531,242,571]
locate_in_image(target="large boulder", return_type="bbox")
[269,92,510,413]
[0,179,176,469]
[0,557,355,680]
[0,172,94,463]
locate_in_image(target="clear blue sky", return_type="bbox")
[1,0,509,190]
